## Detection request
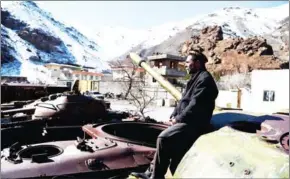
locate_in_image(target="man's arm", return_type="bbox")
[170,106,178,119]
[170,82,190,119]
[174,75,216,123]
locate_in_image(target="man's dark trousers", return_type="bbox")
[147,123,202,179]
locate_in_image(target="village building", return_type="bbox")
[243,69,289,113]
[97,65,144,95]
[110,66,145,81]
[44,63,103,92]
[145,54,186,86]
[97,54,187,104]
[215,69,289,114]
[142,54,187,106]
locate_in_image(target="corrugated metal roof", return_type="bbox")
[146,54,185,61]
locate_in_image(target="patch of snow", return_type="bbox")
[20,62,56,84]
[2,1,109,70]
[1,62,21,76]
[2,26,55,83]
[185,4,289,38]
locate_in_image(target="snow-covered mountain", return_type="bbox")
[1,1,288,83]
[1,1,109,83]
[186,4,288,38]
[111,3,289,60]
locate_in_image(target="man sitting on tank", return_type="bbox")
[131,51,219,179]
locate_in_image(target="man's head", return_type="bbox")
[185,52,208,74]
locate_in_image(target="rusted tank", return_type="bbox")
[255,114,289,153]
[1,83,70,103]
[1,122,168,179]
[32,94,107,124]
[1,80,128,128]
[129,53,289,178]
[1,93,113,128]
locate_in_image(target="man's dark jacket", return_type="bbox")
[171,70,218,130]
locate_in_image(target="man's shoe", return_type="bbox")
[129,172,150,179]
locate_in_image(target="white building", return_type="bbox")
[246,69,289,113]
[232,69,289,114]
[215,69,289,114]
[44,63,103,87]
[110,66,145,81]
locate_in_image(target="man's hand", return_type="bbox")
[170,118,177,125]
[164,118,177,126]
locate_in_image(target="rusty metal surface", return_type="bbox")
[1,122,165,178]
[256,114,289,140]
[255,114,289,153]
[1,139,155,178]
[280,133,289,152]
[1,94,110,127]
[1,84,69,103]
[83,122,168,147]
[1,107,36,117]
[32,95,107,120]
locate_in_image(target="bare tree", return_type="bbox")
[128,80,156,118]
[217,73,251,90]
[109,57,156,118]
[109,59,140,100]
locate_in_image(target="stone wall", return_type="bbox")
[215,90,239,108]
[99,80,126,94]
[99,80,182,101]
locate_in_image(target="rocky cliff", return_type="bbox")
[180,25,284,75]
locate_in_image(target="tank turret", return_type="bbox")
[1,80,130,128]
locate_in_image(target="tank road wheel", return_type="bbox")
[280,133,289,153]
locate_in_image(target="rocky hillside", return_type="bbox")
[181,25,284,75]
[264,16,289,61]
[1,1,109,83]
[114,4,289,73]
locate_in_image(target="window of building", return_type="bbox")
[155,61,162,68]
[263,90,275,102]
[90,76,93,80]
[170,61,174,68]
[67,82,72,88]
[152,77,156,83]
[168,78,177,84]
[140,72,144,79]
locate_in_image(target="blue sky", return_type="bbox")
[36,1,288,30]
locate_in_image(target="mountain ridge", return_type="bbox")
[1,2,288,83]
[112,3,289,61]
[1,1,109,83]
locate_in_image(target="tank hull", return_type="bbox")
[1,122,167,179]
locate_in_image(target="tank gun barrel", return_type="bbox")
[129,53,182,100]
